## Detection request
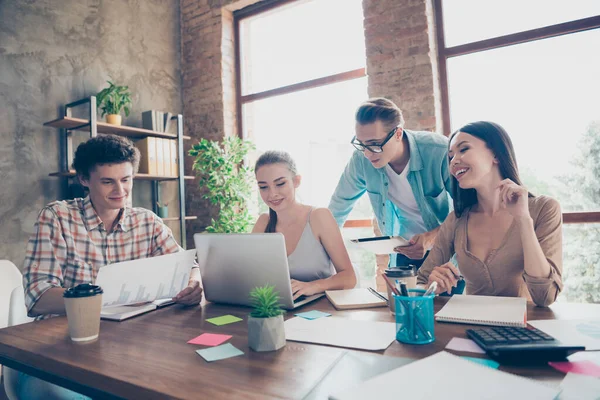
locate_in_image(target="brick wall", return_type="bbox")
[180,0,441,246]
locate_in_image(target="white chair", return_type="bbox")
[0,260,33,400]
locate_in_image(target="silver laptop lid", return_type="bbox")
[194,233,299,309]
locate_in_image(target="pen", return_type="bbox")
[367,287,388,305]
[423,281,437,297]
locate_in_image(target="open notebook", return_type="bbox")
[101,298,175,321]
[325,289,387,310]
[435,295,527,327]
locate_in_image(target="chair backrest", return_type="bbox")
[0,261,33,400]
[0,260,23,329]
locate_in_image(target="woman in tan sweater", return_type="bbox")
[417,121,562,307]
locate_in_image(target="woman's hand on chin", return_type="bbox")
[498,179,530,218]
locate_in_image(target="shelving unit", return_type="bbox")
[44,96,196,248]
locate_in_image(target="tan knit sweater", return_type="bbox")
[417,196,563,307]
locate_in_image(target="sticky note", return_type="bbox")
[445,337,485,354]
[196,343,244,362]
[295,310,332,320]
[206,315,243,326]
[549,360,600,378]
[188,333,232,346]
[461,356,500,369]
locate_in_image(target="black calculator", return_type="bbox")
[466,326,585,364]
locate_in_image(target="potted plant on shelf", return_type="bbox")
[248,285,286,352]
[96,80,132,126]
[188,137,255,233]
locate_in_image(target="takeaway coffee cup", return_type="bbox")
[63,283,103,342]
[384,266,417,313]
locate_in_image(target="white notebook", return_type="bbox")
[325,289,387,310]
[329,351,559,400]
[435,295,527,327]
[101,298,175,321]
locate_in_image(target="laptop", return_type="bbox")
[193,233,324,309]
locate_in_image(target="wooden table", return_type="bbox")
[0,297,598,399]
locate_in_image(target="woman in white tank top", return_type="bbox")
[252,151,357,300]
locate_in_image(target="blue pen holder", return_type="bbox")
[394,289,435,345]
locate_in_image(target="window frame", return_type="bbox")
[433,1,600,224]
[233,0,367,228]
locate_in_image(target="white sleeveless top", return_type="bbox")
[287,210,335,282]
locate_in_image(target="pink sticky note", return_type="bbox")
[187,333,232,346]
[549,360,600,378]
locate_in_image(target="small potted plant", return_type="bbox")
[248,285,286,352]
[96,80,132,125]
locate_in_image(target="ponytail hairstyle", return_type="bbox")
[254,150,298,233]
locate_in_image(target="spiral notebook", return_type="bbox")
[435,295,527,327]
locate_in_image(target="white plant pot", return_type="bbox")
[248,315,285,352]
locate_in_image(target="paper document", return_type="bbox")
[529,319,600,351]
[349,236,409,254]
[557,372,600,400]
[96,249,196,307]
[329,351,559,400]
[284,316,396,351]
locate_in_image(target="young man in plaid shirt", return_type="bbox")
[18,135,203,399]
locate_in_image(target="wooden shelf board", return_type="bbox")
[162,216,198,222]
[43,117,191,140]
[49,171,194,181]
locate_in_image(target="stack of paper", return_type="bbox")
[284,316,396,351]
[329,351,559,400]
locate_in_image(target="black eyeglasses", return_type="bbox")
[351,127,399,153]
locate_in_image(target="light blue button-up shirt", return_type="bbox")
[329,129,453,266]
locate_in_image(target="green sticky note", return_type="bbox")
[196,343,244,362]
[461,356,500,369]
[206,315,243,326]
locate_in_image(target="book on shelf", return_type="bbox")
[135,137,158,175]
[164,112,173,133]
[170,140,178,176]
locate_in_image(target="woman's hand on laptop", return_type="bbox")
[291,279,321,300]
[173,279,203,306]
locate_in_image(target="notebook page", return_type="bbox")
[325,289,386,309]
[329,351,558,400]
[435,295,527,327]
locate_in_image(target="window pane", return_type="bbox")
[245,77,372,219]
[442,0,600,47]
[239,0,366,95]
[447,29,600,212]
[562,224,600,303]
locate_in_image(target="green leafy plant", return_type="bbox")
[96,80,132,117]
[188,137,255,233]
[249,285,285,318]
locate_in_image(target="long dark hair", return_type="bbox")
[254,150,298,233]
[450,121,533,217]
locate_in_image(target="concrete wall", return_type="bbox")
[0,0,183,268]
[180,0,442,246]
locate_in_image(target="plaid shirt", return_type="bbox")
[23,196,182,317]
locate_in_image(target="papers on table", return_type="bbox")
[445,337,485,354]
[284,316,396,351]
[329,351,559,400]
[529,319,600,351]
[349,236,410,254]
[557,372,600,400]
[96,249,196,308]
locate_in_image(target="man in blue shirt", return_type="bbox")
[329,98,452,268]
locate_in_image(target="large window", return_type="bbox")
[235,0,376,286]
[436,1,600,302]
